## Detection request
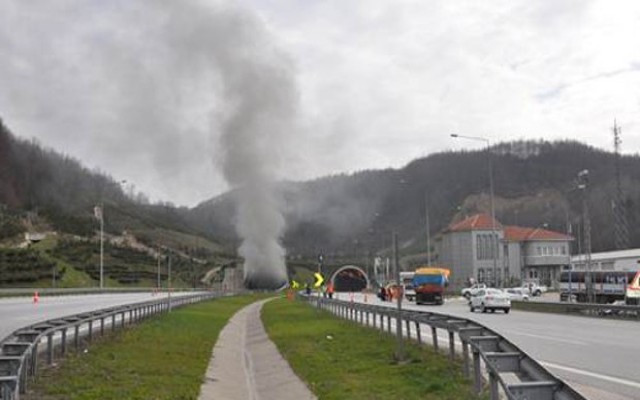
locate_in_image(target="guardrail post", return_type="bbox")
[74,325,80,350]
[462,340,470,377]
[100,317,105,336]
[88,320,93,342]
[405,319,411,339]
[448,330,455,361]
[61,328,67,355]
[387,315,392,334]
[489,370,499,400]
[415,321,421,344]
[431,327,438,350]
[47,333,54,365]
[112,314,116,331]
[31,341,39,376]
[472,347,482,394]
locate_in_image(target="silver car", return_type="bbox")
[470,289,511,313]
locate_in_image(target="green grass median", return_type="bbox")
[262,298,478,400]
[28,294,269,400]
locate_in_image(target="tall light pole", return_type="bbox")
[451,134,499,287]
[577,169,592,303]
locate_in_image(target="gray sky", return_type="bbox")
[1,0,639,206]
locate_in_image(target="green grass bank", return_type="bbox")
[262,297,478,400]
[28,294,268,400]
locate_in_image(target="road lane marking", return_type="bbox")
[541,361,640,390]
[506,330,587,346]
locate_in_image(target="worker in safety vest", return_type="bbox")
[327,282,335,299]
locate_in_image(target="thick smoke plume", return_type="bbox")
[0,1,295,288]
[215,14,296,290]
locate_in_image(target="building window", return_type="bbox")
[561,246,566,255]
[537,246,542,256]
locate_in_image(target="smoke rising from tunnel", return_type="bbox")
[211,5,296,290]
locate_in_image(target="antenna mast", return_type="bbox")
[613,120,630,249]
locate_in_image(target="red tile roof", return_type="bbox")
[448,213,502,232]
[447,213,573,241]
[504,225,573,241]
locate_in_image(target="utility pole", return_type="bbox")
[157,248,161,289]
[578,170,592,303]
[168,253,172,312]
[94,204,105,289]
[425,191,432,265]
[393,231,405,361]
[450,134,498,287]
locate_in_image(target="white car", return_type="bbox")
[521,283,547,297]
[470,289,511,313]
[504,288,530,302]
[461,283,487,299]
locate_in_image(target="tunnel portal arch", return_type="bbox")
[330,265,370,292]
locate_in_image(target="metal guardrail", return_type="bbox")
[306,296,586,400]
[0,292,218,400]
[0,287,206,298]
[512,300,640,320]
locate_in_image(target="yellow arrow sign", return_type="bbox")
[291,280,300,289]
[314,273,324,288]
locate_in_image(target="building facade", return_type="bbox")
[436,214,573,289]
[570,248,640,273]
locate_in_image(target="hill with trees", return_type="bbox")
[192,140,640,261]
[0,118,232,287]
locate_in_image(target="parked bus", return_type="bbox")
[559,270,640,304]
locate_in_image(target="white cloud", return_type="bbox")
[1,0,639,205]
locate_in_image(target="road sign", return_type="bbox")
[291,280,300,289]
[314,273,324,288]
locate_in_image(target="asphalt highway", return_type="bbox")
[0,292,201,341]
[343,293,640,400]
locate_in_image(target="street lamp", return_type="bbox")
[576,169,592,303]
[451,134,499,288]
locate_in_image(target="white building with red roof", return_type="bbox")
[436,213,573,289]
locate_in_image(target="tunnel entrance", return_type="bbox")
[331,265,369,292]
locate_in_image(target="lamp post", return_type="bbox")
[577,169,592,303]
[451,134,499,288]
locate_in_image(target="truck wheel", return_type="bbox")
[535,290,541,297]
[490,308,495,313]
[505,308,510,314]
[464,293,471,300]
[481,304,486,313]
[469,305,474,312]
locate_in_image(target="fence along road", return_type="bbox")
[0,291,217,399]
[308,294,585,400]
[0,291,206,343]
[345,293,640,400]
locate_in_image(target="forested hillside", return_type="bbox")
[193,140,640,257]
[0,118,231,287]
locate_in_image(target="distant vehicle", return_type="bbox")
[504,288,529,302]
[559,271,638,304]
[521,282,547,297]
[461,283,487,299]
[400,271,416,301]
[412,267,450,305]
[470,288,511,313]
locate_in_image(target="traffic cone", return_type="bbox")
[33,291,39,304]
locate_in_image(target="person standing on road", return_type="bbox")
[327,282,335,299]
